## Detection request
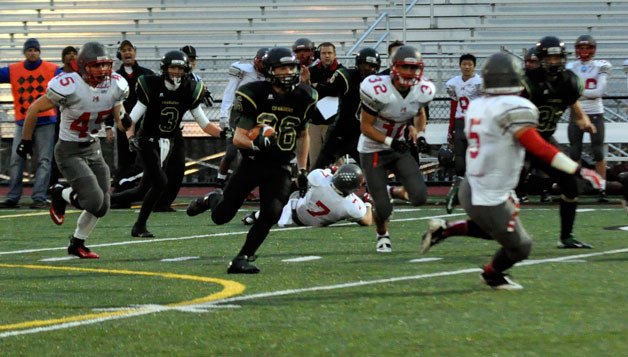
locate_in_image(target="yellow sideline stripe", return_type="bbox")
[0,263,245,331]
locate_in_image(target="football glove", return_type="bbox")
[128,136,141,152]
[390,139,409,153]
[416,135,430,153]
[16,139,33,160]
[577,166,605,190]
[251,132,275,151]
[297,169,308,197]
[220,127,234,140]
[121,113,133,130]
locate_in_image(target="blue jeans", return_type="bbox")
[7,123,55,202]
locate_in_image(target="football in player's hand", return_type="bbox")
[248,124,276,141]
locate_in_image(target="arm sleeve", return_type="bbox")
[129,102,148,124]
[517,127,578,174]
[0,67,9,83]
[190,106,210,128]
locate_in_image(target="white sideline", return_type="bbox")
[2,248,627,338]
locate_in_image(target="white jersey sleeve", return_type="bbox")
[307,168,333,187]
[359,74,388,113]
[566,59,611,114]
[46,72,79,106]
[111,73,130,105]
[220,62,265,120]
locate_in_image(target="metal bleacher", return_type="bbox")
[0,0,627,178]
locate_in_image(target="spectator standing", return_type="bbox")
[443,53,483,214]
[358,45,434,253]
[186,47,317,274]
[313,47,381,169]
[110,40,154,194]
[0,38,61,209]
[24,42,131,258]
[307,42,343,169]
[379,40,404,75]
[566,35,612,202]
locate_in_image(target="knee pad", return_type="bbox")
[93,192,110,218]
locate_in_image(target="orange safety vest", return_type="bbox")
[9,61,58,121]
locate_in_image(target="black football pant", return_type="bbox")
[134,135,185,227]
[211,157,292,257]
[313,128,360,169]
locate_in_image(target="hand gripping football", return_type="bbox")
[248,124,277,151]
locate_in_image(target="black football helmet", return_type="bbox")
[438,145,455,169]
[77,42,113,88]
[536,36,567,77]
[482,53,523,95]
[332,163,364,196]
[262,47,300,92]
[523,46,540,70]
[254,47,270,73]
[390,45,424,86]
[355,47,381,78]
[292,38,315,66]
[160,50,191,85]
[575,34,596,61]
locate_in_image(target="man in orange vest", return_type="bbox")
[0,38,61,209]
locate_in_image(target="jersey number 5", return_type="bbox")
[467,118,481,159]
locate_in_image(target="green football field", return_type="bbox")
[1,200,627,356]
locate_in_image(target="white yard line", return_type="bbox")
[2,248,627,339]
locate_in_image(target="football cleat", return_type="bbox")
[376,235,392,253]
[481,271,523,290]
[557,235,593,249]
[227,255,260,274]
[49,184,67,225]
[131,223,155,238]
[540,190,552,203]
[67,236,100,259]
[186,190,223,217]
[420,218,447,254]
[241,211,257,225]
[597,190,609,203]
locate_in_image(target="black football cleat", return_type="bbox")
[481,270,523,290]
[67,236,100,259]
[557,235,593,249]
[186,190,222,217]
[241,211,257,225]
[227,255,260,274]
[131,223,155,238]
[49,184,67,225]
[445,177,461,214]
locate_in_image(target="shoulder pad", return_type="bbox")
[496,97,539,130]
[359,75,389,112]
[47,72,79,98]
[597,60,612,74]
[112,73,130,102]
[228,62,252,78]
[307,169,329,187]
[413,80,436,103]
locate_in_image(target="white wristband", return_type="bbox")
[384,136,393,147]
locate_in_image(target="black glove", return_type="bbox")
[202,90,214,107]
[416,135,430,153]
[390,139,409,153]
[251,132,276,151]
[297,169,308,197]
[121,113,133,130]
[220,127,233,140]
[128,136,141,152]
[16,139,33,160]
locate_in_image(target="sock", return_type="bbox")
[559,198,577,240]
[61,187,73,205]
[254,211,260,220]
[217,173,227,180]
[443,220,467,238]
[489,248,517,273]
[73,211,99,240]
[377,231,389,238]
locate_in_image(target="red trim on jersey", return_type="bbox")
[448,100,457,134]
[517,127,560,164]
[372,152,379,168]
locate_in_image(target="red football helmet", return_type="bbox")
[575,34,596,62]
[390,45,424,86]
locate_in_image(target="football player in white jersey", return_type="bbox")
[420,53,604,290]
[444,53,483,213]
[242,164,372,227]
[358,45,434,253]
[566,35,612,202]
[19,42,130,259]
[214,47,268,187]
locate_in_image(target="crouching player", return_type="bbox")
[242,164,372,227]
[420,53,604,290]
